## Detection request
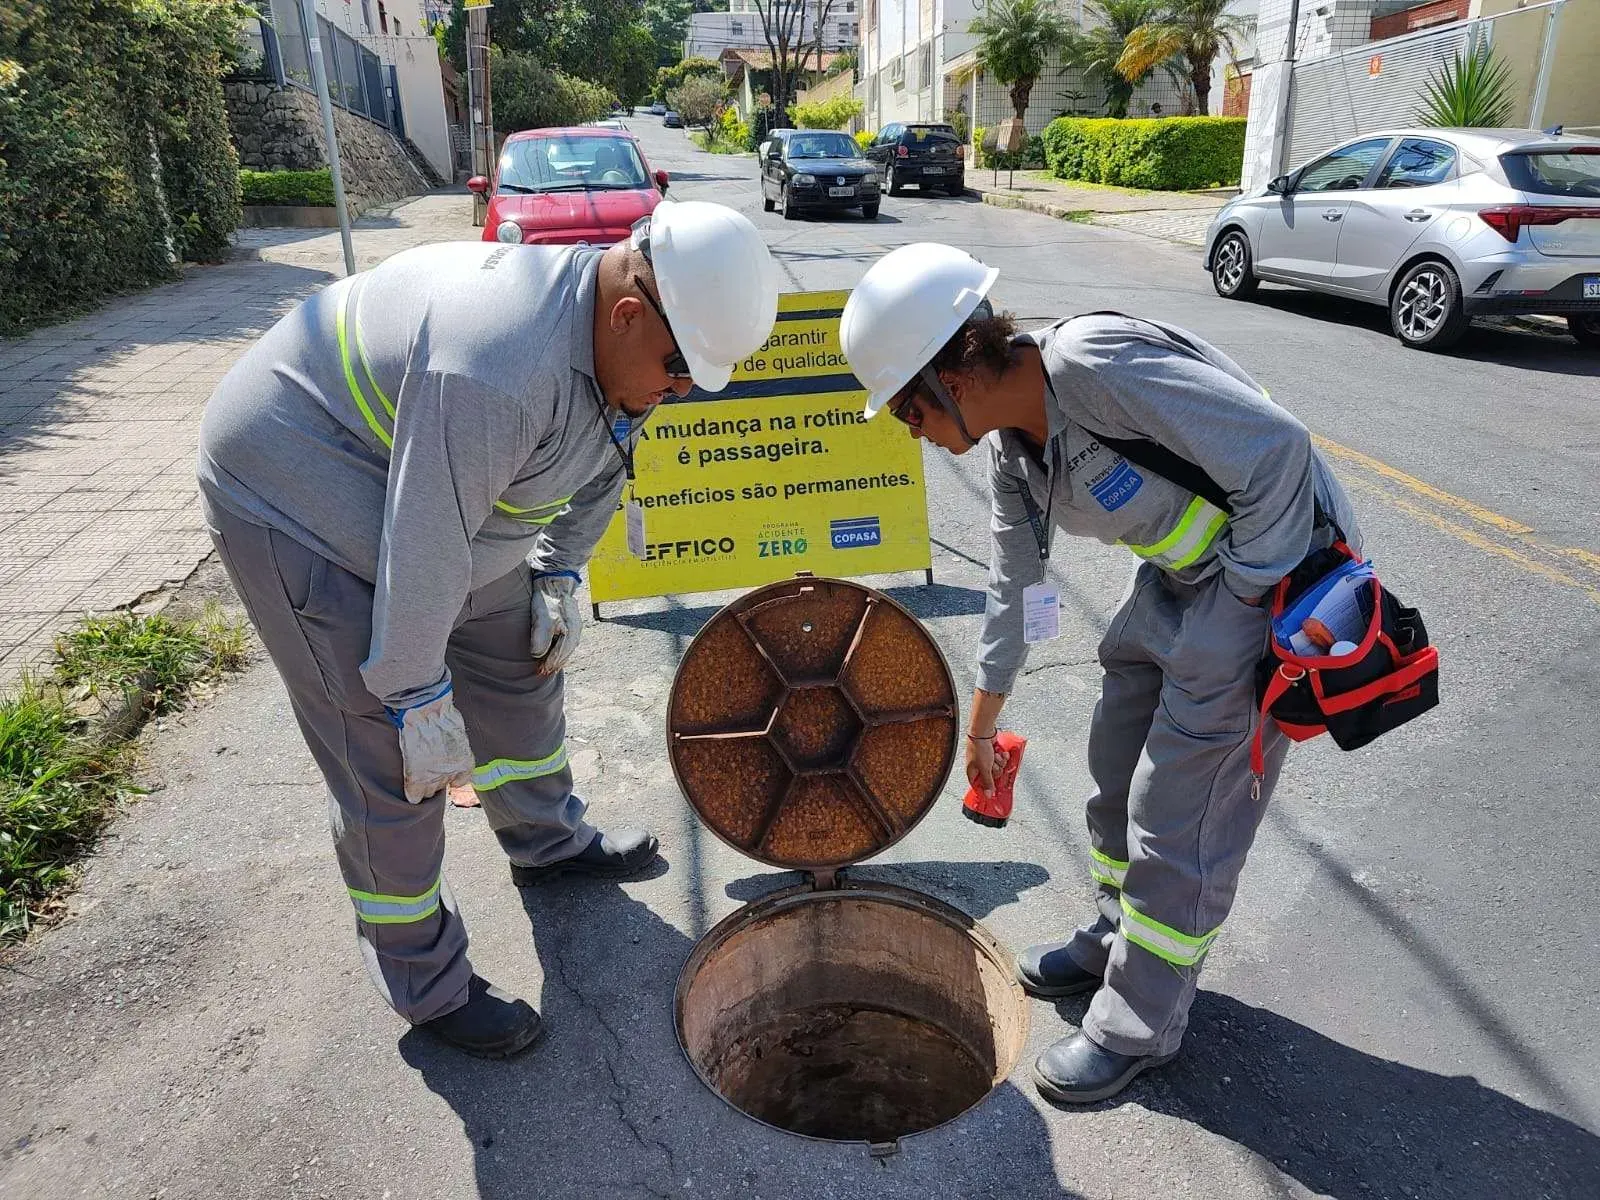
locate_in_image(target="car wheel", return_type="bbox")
[1568,314,1600,348]
[862,203,880,220]
[762,188,775,213]
[886,164,903,196]
[1210,230,1259,300]
[782,185,799,220]
[1390,260,1470,351]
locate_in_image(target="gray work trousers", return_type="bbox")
[201,495,593,1023]
[1065,563,1290,1058]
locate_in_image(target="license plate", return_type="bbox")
[828,186,854,197]
[1585,276,1600,299]
[922,166,947,174]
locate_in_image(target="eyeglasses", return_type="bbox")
[632,274,693,380]
[888,386,925,429]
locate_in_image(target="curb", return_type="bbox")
[967,188,1092,223]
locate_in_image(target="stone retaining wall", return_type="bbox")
[225,81,428,216]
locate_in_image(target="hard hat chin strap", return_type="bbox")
[918,364,979,449]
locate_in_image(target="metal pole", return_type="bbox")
[300,0,357,275]
[1269,0,1303,182]
[1528,0,1566,131]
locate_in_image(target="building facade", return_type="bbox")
[687,2,861,62]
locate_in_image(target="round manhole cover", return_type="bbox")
[667,575,959,871]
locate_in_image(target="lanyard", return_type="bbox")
[1016,438,1061,563]
[586,381,635,482]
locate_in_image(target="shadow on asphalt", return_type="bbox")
[398,858,1089,1196]
[724,858,1052,917]
[1125,991,1600,1199]
[601,583,988,640]
[1247,287,1597,375]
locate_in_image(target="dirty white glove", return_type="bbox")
[530,570,583,676]
[384,679,474,804]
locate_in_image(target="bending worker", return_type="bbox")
[197,201,779,1059]
[841,244,1361,1104]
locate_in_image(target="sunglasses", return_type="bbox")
[888,386,926,429]
[632,274,693,380]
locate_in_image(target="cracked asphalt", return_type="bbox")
[2,118,1598,1199]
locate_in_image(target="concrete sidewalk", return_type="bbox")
[965,171,1226,247]
[0,191,477,686]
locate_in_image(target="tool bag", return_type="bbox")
[1249,539,1439,776]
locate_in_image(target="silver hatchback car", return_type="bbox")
[1203,128,1600,351]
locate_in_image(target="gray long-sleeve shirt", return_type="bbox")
[197,242,635,706]
[975,313,1361,695]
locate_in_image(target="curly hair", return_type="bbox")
[927,311,1020,379]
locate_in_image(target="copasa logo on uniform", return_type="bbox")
[830,516,881,549]
[1088,459,1142,512]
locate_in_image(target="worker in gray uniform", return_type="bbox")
[197,201,780,1058]
[841,243,1362,1103]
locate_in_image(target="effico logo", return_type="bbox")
[830,516,881,550]
[645,536,735,561]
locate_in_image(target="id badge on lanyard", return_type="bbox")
[1018,440,1063,644]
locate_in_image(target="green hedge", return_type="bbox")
[855,129,875,153]
[0,0,245,336]
[1041,116,1246,191]
[239,169,335,207]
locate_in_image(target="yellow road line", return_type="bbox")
[1313,435,1535,536]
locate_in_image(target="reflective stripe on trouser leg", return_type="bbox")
[198,494,471,1025]
[1083,572,1286,1059]
[447,563,594,868]
[1065,565,1166,979]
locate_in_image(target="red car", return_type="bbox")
[467,127,670,246]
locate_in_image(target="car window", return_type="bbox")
[1376,139,1456,188]
[902,126,958,146]
[786,132,863,159]
[1501,149,1600,199]
[1296,138,1392,192]
[498,135,649,192]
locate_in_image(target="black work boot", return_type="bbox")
[510,827,660,887]
[1032,1030,1176,1105]
[1016,939,1102,998]
[421,974,543,1059]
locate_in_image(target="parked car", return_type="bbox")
[1204,128,1600,351]
[863,122,966,196]
[649,101,666,116]
[761,129,880,220]
[663,109,684,129]
[467,127,670,246]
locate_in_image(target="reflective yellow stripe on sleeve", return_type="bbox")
[336,285,394,450]
[1125,496,1229,571]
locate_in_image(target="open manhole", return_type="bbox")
[668,575,1029,1148]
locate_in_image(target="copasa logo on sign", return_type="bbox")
[830,516,881,550]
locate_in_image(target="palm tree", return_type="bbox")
[1116,0,1252,117]
[967,0,1073,124]
[1068,0,1163,119]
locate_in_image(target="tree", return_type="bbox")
[492,47,613,130]
[643,0,693,65]
[654,55,722,101]
[668,73,726,129]
[789,94,864,129]
[750,0,842,127]
[966,0,1072,124]
[1116,0,1251,117]
[1066,0,1160,119]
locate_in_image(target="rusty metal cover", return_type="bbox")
[668,576,959,871]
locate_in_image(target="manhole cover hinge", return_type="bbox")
[808,866,844,891]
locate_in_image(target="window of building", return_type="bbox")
[377,1,388,34]
[731,19,744,35]
[918,43,932,89]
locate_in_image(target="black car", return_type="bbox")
[760,130,880,219]
[864,122,965,196]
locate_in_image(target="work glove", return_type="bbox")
[384,678,474,804]
[530,570,583,676]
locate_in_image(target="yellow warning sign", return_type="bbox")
[588,290,932,603]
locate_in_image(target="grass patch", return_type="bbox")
[689,130,748,156]
[1,605,249,940]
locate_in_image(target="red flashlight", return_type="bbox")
[962,731,1027,828]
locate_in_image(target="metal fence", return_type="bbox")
[241,3,403,132]
[1284,0,1585,171]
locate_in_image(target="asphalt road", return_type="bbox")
[2,120,1597,1200]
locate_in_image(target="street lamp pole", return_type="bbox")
[299,0,357,275]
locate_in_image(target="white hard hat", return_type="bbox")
[635,200,779,392]
[840,243,999,417]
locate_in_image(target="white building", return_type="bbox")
[687,2,861,62]
[858,0,1251,143]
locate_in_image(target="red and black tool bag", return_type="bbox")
[1250,543,1440,775]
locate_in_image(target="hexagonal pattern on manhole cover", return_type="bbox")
[668,576,959,871]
